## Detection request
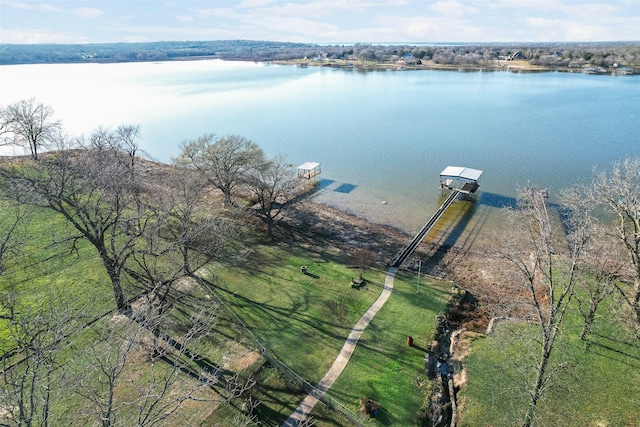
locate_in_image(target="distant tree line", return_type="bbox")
[1,40,639,71]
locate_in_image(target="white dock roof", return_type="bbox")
[297,162,321,170]
[440,166,483,183]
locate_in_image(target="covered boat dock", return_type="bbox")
[439,166,483,194]
[297,162,321,179]
[392,166,483,268]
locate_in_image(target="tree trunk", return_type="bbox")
[523,349,550,427]
[103,379,115,427]
[222,181,239,207]
[222,189,233,207]
[266,216,274,239]
[580,300,598,341]
[634,278,640,324]
[102,257,128,312]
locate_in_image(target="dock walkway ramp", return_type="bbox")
[391,189,460,268]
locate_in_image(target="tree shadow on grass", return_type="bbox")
[585,332,640,369]
[199,276,354,343]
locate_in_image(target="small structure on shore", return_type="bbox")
[439,166,483,194]
[297,162,321,179]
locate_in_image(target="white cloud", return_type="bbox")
[74,7,104,18]
[372,14,489,42]
[122,35,152,43]
[247,15,340,36]
[430,1,480,18]
[237,0,278,8]
[2,0,637,44]
[240,0,408,19]
[39,4,62,13]
[524,15,637,42]
[194,7,242,19]
[2,1,34,10]
[3,1,61,12]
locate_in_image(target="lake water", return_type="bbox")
[1,60,639,246]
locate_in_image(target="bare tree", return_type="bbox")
[349,248,375,284]
[0,107,13,148]
[0,292,84,427]
[129,166,237,315]
[588,157,640,324]
[245,154,299,238]
[0,203,27,279]
[496,186,589,427]
[82,125,143,171]
[72,293,254,427]
[175,134,264,206]
[0,98,62,160]
[575,223,622,341]
[558,185,622,341]
[0,128,146,311]
[115,125,143,170]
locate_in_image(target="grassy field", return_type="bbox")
[458,290,640,426]
[5,197,640,426]
[2,200,457,425]
[209,242,385,383]
[0,203,261,425]
[0,205,115,349]
[325,270,452,425]
[208,235,454,425]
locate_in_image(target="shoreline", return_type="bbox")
[269,57,637,75]
[2,55,637,76]
[290,198,503,330]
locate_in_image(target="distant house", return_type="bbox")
[400,52,416,64]
[499,51,524,61]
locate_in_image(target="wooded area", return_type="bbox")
[1,40,639,73]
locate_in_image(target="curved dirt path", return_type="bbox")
[281,267,398,427]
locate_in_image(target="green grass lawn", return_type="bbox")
[459,292,640,426]
[12,201,638,427]
[0,206,115,349]
[1,204,264,425]
[209,242,385,383]
[210,237,454,426]
[324,270,452,426]
[1,187,459,426]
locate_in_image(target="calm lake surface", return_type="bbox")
[2,60,639,245]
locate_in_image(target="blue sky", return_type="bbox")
[1,0,638,44]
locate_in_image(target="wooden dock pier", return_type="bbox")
[391,189,460,268]
[391,166,483,268]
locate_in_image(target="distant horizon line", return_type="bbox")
[2,39,638,47]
